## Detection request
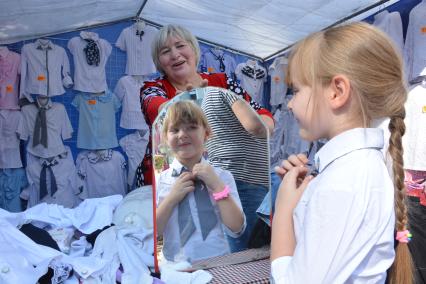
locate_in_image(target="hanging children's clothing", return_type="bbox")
[0,169,27,212]
[72,90,120,150]
[403,84,426,171]
[404,1,426,82]
[115,23,158,76]
[119,130,149,189]
[0,47,20,110]
[17,100,73,159]
[20,39,73,102]
[373,10,403,54]
[0,109,23,169]
[268,56,288,107]
[269,96,310,170]
[22,146,79,209]
[235,59,267,105]
[200,48,237,78]
[67,31,112,93]
[0,109,27,212]
[76,149,127,199]
[114,75,148,130]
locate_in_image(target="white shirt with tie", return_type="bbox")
[20,39,72,101]
[157,158,246,263]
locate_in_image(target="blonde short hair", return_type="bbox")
[162,100,211,141]
[152,24,201,75]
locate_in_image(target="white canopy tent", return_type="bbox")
[0,0,400,60]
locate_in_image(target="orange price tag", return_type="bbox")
[5,85,13,93]
[37,75,46,81]
[88,100,97,105]
[207,67,215,73]
[421,27,426,34]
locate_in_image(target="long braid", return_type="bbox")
[387,113,414,284]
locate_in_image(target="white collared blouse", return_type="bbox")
[272,128,395,284]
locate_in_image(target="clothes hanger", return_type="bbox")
[134,17,146,32]
[36,95,50,108]
[38,38,51,46]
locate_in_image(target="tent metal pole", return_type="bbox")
[263,0,396,62]
[136,0,149,18]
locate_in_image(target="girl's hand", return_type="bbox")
[274,153,309,179]
[275,166,313,213]
[168,172,195,204]
[192,162,224,193]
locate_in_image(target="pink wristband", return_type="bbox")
[213,185,230,201]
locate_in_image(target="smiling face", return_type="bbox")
[158,36,198,82]
[166,122,208,165]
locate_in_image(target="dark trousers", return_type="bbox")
[407,196,426,284]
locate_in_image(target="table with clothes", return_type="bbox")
[0,188,157,284]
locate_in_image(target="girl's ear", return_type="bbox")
[327,74,351,110]
[204,130,211,142]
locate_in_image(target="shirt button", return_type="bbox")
[1,266,9,273]
[81,269,88,275]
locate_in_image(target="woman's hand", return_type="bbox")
[176,78,209,95]
[275,166,313,213]
[168,172,195,204]
[192,162,225,193]
[274,153,309,179]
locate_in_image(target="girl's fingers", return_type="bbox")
[287,154,306,167]
[296,153,309,164]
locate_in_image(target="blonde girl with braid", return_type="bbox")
[271,22,413,284]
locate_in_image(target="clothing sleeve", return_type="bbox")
[218,169,247,238]
[17,53,21,75]
[60,47,73,88]
[140,83,169,126]
[60,104,73,140]
[403,10,414,81]
[71,94,81,110]
[102,39,113,58]
[115,29,126,51]
[16,107,29,141]
[67,38,77,55]
[114,78,125,101]
[224,74,273,120]
[262,66,268,83]
[234,63,243,81]
[271,187,388,283]
[112,92,122,112]
[391,13,404,55]
[19,45,28,100]
[156,172,172,206]
[119,136,128,153]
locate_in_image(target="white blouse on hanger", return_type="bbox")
[67,32,112,93]
[235,59,267,105]
[373,10,404,55]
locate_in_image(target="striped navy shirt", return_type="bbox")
[202,88,269,187]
